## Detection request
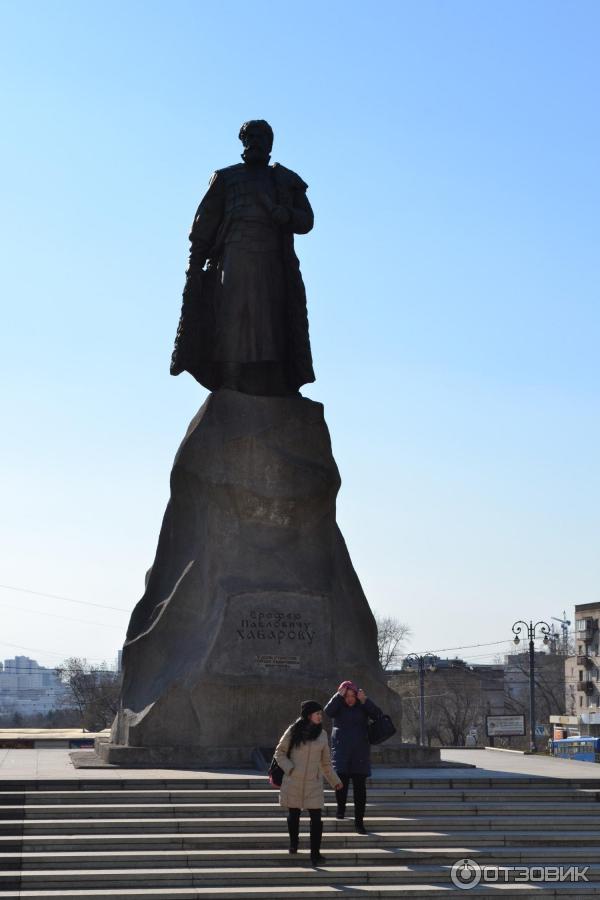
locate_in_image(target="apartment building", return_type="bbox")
[565,602,600,734]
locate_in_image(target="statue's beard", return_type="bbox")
[242,147,270,165]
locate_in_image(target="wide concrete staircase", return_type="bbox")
[1,773,600,896]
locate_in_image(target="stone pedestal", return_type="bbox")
[104,390,433,767]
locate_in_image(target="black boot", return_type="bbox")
[309,811,325,865]
[336,774,349,820]
[354,801,367,833]
[287,809,300,854]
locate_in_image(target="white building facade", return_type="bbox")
[0,656,69,716]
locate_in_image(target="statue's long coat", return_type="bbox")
[171,162,315,392]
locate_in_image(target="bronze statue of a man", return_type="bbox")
[170,120,315,395]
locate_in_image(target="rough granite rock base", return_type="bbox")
[109,390,439,768]
[95,737,444,769]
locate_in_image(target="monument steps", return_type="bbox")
[5,799,600,814]
[2,845,600,870]
[2,784,600,802]
[4,826,600,846]
[3,799,600,819]
[3,812,600,832]
[3,805,600,826]
[1,884,600,898]
[3,861,600,890]
[3,776,600,791]
[1,775,600,896]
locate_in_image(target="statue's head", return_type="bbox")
[239,119,273,164]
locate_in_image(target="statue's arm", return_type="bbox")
[287,188,314,235]
[188,172,225,268]
[271,165,314,235]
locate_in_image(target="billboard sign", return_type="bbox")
[486,714,526,736]
[550,715,579,725]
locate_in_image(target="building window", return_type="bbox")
[580,695,584,707]
[579,669,584,682]
[577,620,587,632]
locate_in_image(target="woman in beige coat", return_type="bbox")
[274,699,342,865]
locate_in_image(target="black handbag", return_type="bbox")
[267,756,285,787]
[368,713,397,745]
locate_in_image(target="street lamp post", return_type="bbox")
[404,653,436,747]
[512,619,551,753]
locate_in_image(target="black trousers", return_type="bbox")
[336,773,367,824]
[287,807,322,855]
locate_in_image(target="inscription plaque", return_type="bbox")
[256,654,301,670]
[237,610,314,644]
[209,591,333,677]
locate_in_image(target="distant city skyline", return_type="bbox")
[0,655,70,717]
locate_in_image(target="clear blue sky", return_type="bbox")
[1,1,598,670]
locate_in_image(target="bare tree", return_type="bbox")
[375,614,412,670]
[55,658,121,731]
[504,651,565,723]
[392,678,443,746]
[389,668,487,747]
[436,674,485,746]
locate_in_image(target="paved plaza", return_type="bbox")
[1,745,600,780]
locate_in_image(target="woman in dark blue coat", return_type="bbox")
[324,680,382,833]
